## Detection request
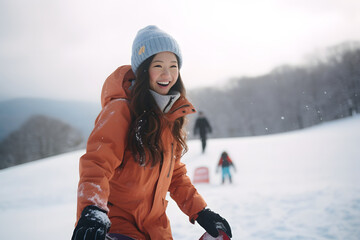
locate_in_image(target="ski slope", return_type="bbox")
[1,116,360,239]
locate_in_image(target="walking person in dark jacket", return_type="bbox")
[194,111,212,153]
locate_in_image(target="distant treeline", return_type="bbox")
[187,41,360,138]
[0,115,83,169]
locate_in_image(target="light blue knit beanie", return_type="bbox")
[131,25,182,75]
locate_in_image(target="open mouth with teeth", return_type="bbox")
[157,81,170,87]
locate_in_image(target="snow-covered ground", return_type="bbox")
[1,116,360,240]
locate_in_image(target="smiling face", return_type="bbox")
[148,52,179,95]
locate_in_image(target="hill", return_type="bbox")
[0,115,359,239]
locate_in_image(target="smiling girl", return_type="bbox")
[71,25,232,240]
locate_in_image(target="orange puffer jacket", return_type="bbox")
[76,65,207,240]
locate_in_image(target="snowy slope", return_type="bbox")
[1,116,360,240]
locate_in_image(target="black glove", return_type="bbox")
[72,205,111,240]
[196,208,232,238]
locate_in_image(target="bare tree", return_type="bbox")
[0,115,83,169]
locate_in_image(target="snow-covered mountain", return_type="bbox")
[1,116,360,240]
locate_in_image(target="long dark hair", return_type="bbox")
[128,54,188,166]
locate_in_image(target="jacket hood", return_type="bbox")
[101,65,135,108]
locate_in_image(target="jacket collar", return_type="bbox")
[100,65,197,119]
[165,96,197,121]
[149,90,181,113]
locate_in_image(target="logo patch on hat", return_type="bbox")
[138,46,145,55]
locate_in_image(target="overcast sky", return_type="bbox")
[1,0,360,102]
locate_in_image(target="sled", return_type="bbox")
[199,230,231,240]
[193,166,210,183]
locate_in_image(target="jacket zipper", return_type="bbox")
[167,143,174,177]
[163,96,175,113]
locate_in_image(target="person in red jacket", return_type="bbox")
[71,26,232,240]
[217,151,236,184]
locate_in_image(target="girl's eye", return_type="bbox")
[171,65,178,68]
[153,65,162,68]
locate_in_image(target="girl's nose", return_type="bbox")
[161,68,170,76]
